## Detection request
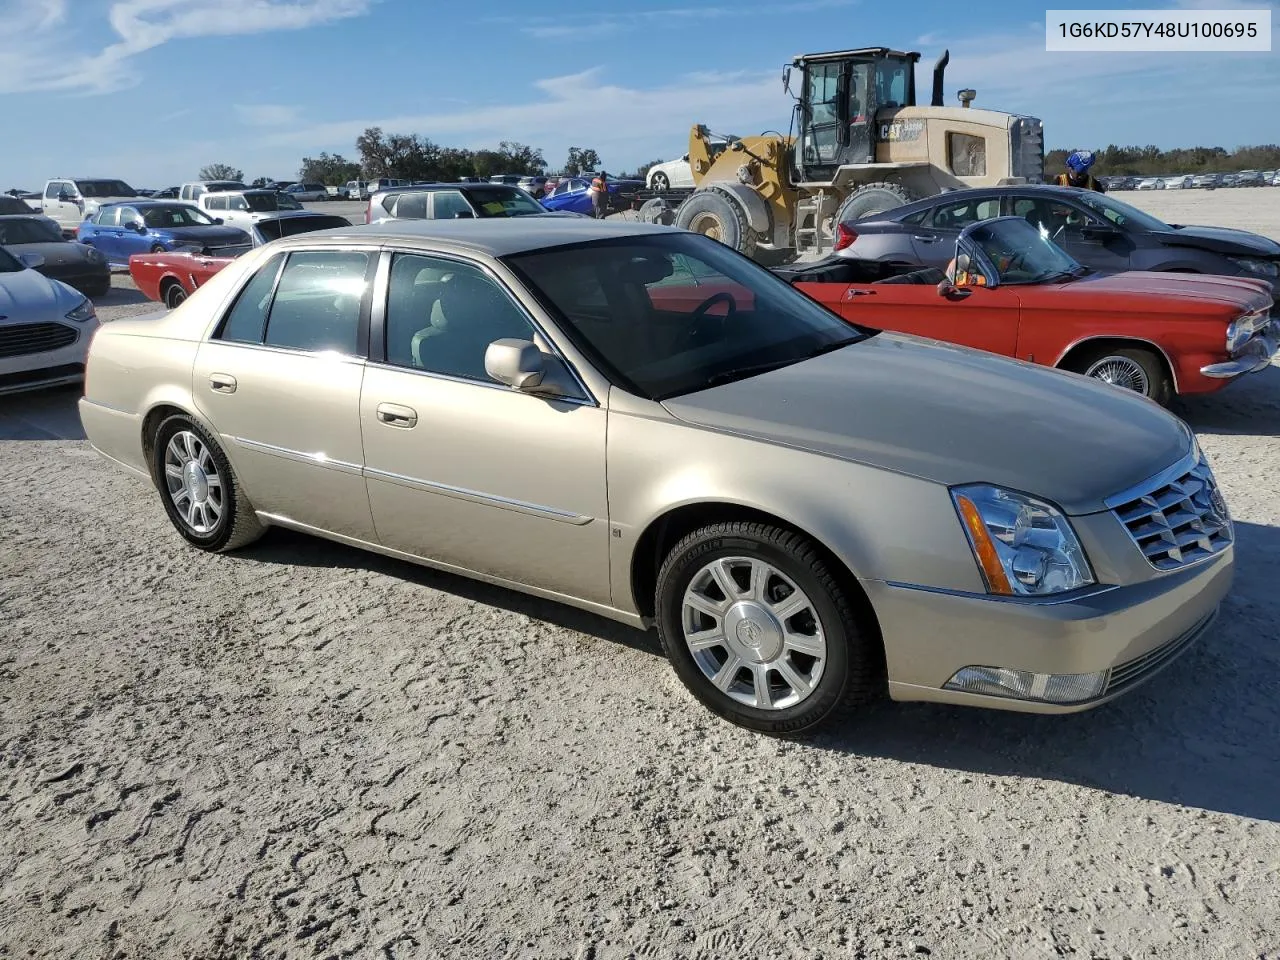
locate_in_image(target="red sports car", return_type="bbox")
[777,216,1276,405]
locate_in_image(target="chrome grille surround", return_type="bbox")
[1105,448,1232,572]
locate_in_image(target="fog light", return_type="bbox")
[943,665,1107,703]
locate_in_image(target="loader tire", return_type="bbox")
[639,197,676,226]
[835,181,920,224]
[674,189,759,258]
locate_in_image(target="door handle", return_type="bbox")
[845,288,876,298]
[209,373,237,393]
[376,402,417,427]
[912,235,940,242]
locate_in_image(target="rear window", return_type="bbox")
[255,215,350,241]
[76,180,136,197]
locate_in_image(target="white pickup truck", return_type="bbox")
[35,178,145,236]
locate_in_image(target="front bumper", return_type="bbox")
[866,544,1233,714]
[1201,320,1278,379]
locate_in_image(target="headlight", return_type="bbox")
[65,297,96,323]
[1226,309,1269,352]
[1228,257,1278,278]
[950,484,1094,596]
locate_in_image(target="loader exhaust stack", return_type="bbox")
[931,49,949,107]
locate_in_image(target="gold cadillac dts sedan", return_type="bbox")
[78,219,1234,733]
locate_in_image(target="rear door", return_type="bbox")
[907,195,1002,267]
[90,207,127,262]
[191,245,380,541]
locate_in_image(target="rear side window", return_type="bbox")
[218,254,285,343]
[262,250,372,355]
[392,192,427,219]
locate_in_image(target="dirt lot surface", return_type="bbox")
[1,191,1279,959]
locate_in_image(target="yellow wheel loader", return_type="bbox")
[641,47,1043,262]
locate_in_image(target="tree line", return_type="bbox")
[1046,144,1280,176]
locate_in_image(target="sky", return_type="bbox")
[1,0,1277,190]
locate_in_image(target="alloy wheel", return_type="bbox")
[163,430,224,534]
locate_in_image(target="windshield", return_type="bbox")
[504,233,866,400]
[964,219,1082,284]
[76,180,135,197]
[1074,192,1171,232]
[465,186,546,217]
[254,215,349,242]
[0,218,62,244]
[140,204,216,228]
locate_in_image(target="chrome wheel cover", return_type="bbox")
[1085,355,1149,395]
[681,556,827,710]
[163,430,224,534]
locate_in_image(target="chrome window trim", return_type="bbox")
[363,466,594,525]
[202,339,370,366]
[374,245,600,407]
[362,359,596,407]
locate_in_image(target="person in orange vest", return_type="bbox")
[589,171,608,219]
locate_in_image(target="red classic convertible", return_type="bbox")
[776,216,1277,405]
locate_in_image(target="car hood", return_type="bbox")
[660,332,1192,516]
[161,226,250,244]
[0,268,81,321]
[1157,224,1280,257]
[1050,270,1273,312]
[8,241,101,269]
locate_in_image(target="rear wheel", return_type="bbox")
[1068,344,1173,406]
[163,282,187,309]
[151,414,265,552]
[651,171,671,192]
[150,243,166,253]
[673,189,759,258]
[655,522,883,734]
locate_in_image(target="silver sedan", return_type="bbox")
[77,219,1233,733]
[0,244,99,395]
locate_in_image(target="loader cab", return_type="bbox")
[786,47,922,183]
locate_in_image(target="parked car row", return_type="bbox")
[71,216,1239,734]
[1103,170,1280,190]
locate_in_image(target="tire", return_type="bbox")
[150,243,166,253]
[151,414,266,553]
[163,282,187,309]
[655,521,883,734]
[638,197,675,226]
[84,277,111,298]
[835,181,920,224]
[651,171,671,192]
[673,189,759,258]
[1067,344,1173,406]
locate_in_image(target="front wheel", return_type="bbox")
[1070,345,1173,406]
[655,522,883,734]
[651,171,671,192]
[164,283,187,309]
[151,414,265,552]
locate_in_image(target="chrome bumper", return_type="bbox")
[1201,321,1278,378]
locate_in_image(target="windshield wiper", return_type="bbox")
[701,335,861,389]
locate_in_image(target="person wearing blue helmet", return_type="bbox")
[1055,150,1106,192]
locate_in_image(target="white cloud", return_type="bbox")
[0,0,376,95]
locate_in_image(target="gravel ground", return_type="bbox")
[1,191,1279,960]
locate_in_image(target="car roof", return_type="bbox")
[270,217,679,257]
[370,181,530,195]
[97,199,192,208]
[877,183,1107,217]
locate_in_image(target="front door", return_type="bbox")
[359,250,611,604]
[191,246,379,541]
[834,281,1021,357]
[42,180,80,232]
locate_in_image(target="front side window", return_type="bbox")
[462,187,544,218]
[505,233,863,400]
[46,181,70,200]
[263,250,371,354]
[207,196,227,210]
[963,218,1083,285]
[383,253,536,381]
[140,204,215,228]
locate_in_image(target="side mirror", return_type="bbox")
[19,252,45,269]
[131,221,146,232]
[937,279,972,299]
[58,192,75,202]
[486,339,546,390]
[213,217,224,224]
[1080,223,1118,238]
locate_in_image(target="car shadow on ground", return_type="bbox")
[94,283,153,307]
[247,520,1280,824]
[0,385,86,440]
[1175,362,1280,437]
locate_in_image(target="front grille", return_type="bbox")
[0,322,78,359]
[1110,458,1232,570]
[1103,610,1213,694]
